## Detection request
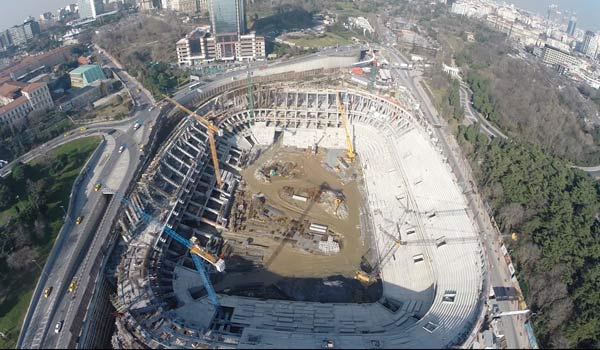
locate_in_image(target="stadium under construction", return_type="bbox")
[105,52,487,349]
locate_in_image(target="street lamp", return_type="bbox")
[59,205,69,221]
[31,259,48,278]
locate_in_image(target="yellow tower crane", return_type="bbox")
[336,90,356,162]
[163,95,223,188]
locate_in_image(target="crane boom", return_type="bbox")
[162,95,223,188]
[336,91,355,162]
[98,181,224,309]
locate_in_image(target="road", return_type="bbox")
[17,42,368,348]
[381,44,530,348]
[17,44,163,349]
[458,84,508,140]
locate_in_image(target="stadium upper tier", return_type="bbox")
[111,86,487,349]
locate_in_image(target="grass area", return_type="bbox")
[0,137,101,348]
[287,32,352,48]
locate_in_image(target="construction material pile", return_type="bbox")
[254,160,300,183]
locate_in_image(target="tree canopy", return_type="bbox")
[459,126,600,348]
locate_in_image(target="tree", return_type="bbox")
[28,179,48,212]
[0,182,11,208]
[11,162,30,182]
[6,246,38,271]
[113,94,124,106]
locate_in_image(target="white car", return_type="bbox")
[118,145,125,153]
[55,320,64,334]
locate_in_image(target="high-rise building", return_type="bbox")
[78,0,105,19]
[6,20,40,47]
[23,19,41,38]
[0,30,11,49]
[169,0,209,14]
[580,30,596,56]
[209,0,246,59]
[566,16,577,36]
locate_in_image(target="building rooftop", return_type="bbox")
[21,82,45,93]
[70,64,102,75]
[0,95,27,113]
[0,81,26,98]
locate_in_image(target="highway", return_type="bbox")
[16,43,364,349]
[381,43,531,348]
[458,84,508,140]
[17,44,163,349]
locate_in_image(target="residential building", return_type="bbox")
[176,0,265,64]
[450,0,492,18]
[0,81,54,126]
[0,30,11,50]
[176,29,264,65]
[579,30,598,58]
[78,0,105,19]
[169,0,208,14]
[566,16,577,37]
[7,19,41,46]
[138,0,162,10]
[176,27,212,65]
[541,44,580,67]
[0,46,73,81]
[69,65,106,88]
[237,32,265,60]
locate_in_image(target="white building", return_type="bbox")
[176,28,265,65]
[168,0,208,14]
[451,0,492,18]
[541,45,581,68]
[348,17,374,35]
[443,64,461,79]
[0,81,53,126]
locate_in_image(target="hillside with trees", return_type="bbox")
[417,11,600,166]
[95,14,195,96]
[395,2,600,347]
[457,125,600,348]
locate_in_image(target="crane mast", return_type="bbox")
[98,182,224,308]
[336,91,356,162]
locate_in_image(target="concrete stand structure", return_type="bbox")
[109,70,486,349]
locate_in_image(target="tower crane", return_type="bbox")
[162,95,223,188]
[400,235,480,246]
[335,91,356,162]
[98,181,224,311]
[247,61,255,119]
[375,224,402,271]
[368,45,379,92]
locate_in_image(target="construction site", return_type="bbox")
[106,54,487,349]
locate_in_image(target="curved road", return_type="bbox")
[16,44,167,349]
[17,43,367,349]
